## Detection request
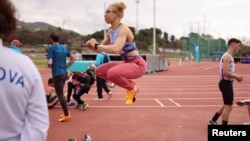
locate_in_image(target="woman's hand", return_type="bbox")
[85,38,97,50]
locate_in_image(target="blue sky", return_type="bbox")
[10,0,250,40]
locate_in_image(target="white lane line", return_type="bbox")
[155,98,165,107]
[168,98,181,107]
[83,97,250,100]
[191,64,213,70]
[54,105,225,108]
[203,65,218,70]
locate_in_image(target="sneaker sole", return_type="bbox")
[94,98,104,101]
[236,101,250,106]
[209,120,218,125]
[58,116,71,122]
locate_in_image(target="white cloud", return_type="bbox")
[10,0,250,39]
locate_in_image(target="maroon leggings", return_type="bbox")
[95,57,147,90]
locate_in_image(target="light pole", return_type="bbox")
[207,38,210,58]
[104,1,107,38]
[135,0,140,34]
[203,15,206,35]
[189,21,200,43]
[189,22,200,35]
[153,0,156,55]
[218,34,221,52]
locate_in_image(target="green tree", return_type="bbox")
[163,32,169,43]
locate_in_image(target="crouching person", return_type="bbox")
[72,72,91,111]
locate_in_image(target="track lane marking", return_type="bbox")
[154,98,164,107]
[168,98,181,107]
[54,105,231,108]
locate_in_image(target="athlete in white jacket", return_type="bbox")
[0,0,49,140]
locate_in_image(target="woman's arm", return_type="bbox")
[86,25,132,54]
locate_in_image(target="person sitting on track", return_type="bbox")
[45,77,59,109]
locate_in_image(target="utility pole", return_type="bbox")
[153,0,156,55]
[135,0,140,34]
[203,15,206,35]
[104,1,107,38]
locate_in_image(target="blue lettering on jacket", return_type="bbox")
[0,67,24,88]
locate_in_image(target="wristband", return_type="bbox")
[94,43,100,49]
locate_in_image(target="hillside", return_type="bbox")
[17,20,79,34]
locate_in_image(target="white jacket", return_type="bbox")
[0,39,49,141]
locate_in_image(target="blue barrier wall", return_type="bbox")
[67,54,169,73]
[240,57,250,64]
[67,60,95,72]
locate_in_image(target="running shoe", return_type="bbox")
[60,112,71,118]
[85,134,93,141]
[209,120,218,125]
[58,113,71,122]
[79,103,89,111]
[68,101,77,106]
[68,138,77,141]
[125,86,139,105]
[236,100,250,106]
[94,97,104,101]
[125,80,136,100]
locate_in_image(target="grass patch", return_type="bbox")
[31,56,48,69]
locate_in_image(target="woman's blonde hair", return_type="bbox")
[110,1,127,19]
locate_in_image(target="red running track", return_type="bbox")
[40,60,250,141]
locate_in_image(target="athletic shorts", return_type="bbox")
[219,80,234,105]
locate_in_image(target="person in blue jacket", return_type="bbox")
[94,52,112,101]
